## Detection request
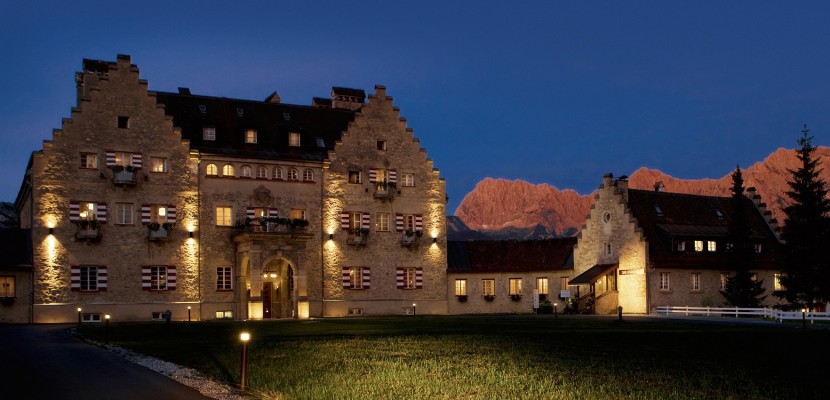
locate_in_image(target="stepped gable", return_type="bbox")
[447,238,575,273]
[153,91,356,161]
[626,189,780,270]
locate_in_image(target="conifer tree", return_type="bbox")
[777,125,830,310]
[722,166,766,307]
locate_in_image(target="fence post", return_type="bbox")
[735,307,738,318]
[706,306,710,317]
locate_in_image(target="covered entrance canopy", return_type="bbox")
[570,263,618,285]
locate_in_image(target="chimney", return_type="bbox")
[178,87,191,95]
[602,173,614,188]
[654,181,665,192]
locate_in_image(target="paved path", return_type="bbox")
[0,324,211,400]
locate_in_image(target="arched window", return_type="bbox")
[257,166,268,178]
[288,168,299,181]
[273,167,284,180]
[303,169,314,181]
[206,163,218,176]
[241,165,252,177]
[222,164,235,177]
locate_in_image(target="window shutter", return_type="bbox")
[106,151,116,167]
[167,205,177,224]
[369,168,377,183]
[246,207,255,219]
[69,201,80,222]
[70,266,80,291]
[415,215,423,231]
[342,267,350,289]
[416,268,424,289]
[98,266,108,291]
[396,213,404,232]
[389,170,397,184]
[269,208,279,217]
[341,212,350,230]
[361,213,370,229]
[131,153,143,168]
[362,267,371,289]
[96,203,107,223]
[141,205,151,224]
[396,268,404,289]
[141,267,151,290]
[167,267,177,290]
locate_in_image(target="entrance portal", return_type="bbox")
[260,258,295,319]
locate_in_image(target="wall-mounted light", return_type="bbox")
[189,231,194,238]
[329,233,334,240]
[49,227,54,235]
[433,237,437,243]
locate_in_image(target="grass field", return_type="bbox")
[79,315,829,399]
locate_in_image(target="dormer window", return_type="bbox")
[283,112,291,121]
[236,108,244,116]
[707,241,717,252]
[245,129,257,144]
[653,205,663,217]
[715,210,724,219]
[199,105,207,113]
[203,127,216,141]
[676,241,686,251]
[316,137,325,148]
[754,243,763,253]
[289,132,300,147]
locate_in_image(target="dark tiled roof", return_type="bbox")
[331,87,366,100]
[627,189,780,270]
[570,263,618,284]
[0,229,32,268]
[153,92,356,161]
[448,238,576,273]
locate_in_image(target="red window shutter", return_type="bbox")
[342,267,350,289]
[362,267,371,289]
[389,170,397,184]
[396,268,404,289]
[70,266,80,291]
[96,203,107,223]
[131,153,143,168]
[98,266,108,291]
[361,213,370,229]
[141,205,151,224]
[246,207,255,219]
[141,266,151,290]
[341,212,350,230]
[167,205,177,224]
[167,267,177,290]
[69,201,80,222]
[106,151,116,167]
[416,268,424,289]
[396,213,404,232]
[369,169,377,183]
[415,215,423,231]
[269,208,279,217]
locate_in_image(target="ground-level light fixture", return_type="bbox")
[77,307,82,328]
[105,314,111,344]
[240,332,251,392]
[188,306,192,322]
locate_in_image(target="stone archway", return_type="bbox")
[261,257,296,319]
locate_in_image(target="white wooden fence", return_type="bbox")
[655,306,830,323]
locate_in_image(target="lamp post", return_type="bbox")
[240,332,250,392]
[188,306,191,322]
[104,314,111,344]
[553,303,558,318]
[412,303,417,316]
[77,307,82,328]
[802,308,807,329]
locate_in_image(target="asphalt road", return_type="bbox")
[0,324,211,400]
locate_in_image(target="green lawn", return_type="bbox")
[78,315,828,399]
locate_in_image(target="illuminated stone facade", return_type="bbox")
[15,55,448,322]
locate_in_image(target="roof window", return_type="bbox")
[283,112,291,121]
[653,205,663,217]
[316,137,325,148]
[236,108,244,116]
[199,105,207,113]
[715,210,724,219]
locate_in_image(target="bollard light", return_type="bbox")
[553,302,558,318]
[412,303,417,316]
[188,306,192,322]
[240,332,250,392]
[105,314,111,345]
[77,307,82,328]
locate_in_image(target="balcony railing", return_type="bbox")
[347,232,368,245]
[113,170,137,186]
[76,227,101,241]
[148,228,169,241]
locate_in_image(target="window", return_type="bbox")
[289,132,301,147]
[113,152,133,167]
[455,279,467,296]
[287,168,299,181]
[203,127,216,141]
[316,137,325,148]
[237,108,244,116]
[603,212,611,224]
[80,266,98,291]
[256,166,268,178]
[691,273,701,291]
[694,240,703,252]
[536,278,549,295]
[676,241,686,251]
[374,169,388,183]
[715,209,724,219]
[348,267,364,289]
[241,165,252,177]
[605,242,611,255]
[199,105,207,113]
[290,209,306,221]
[720,273,729,290]
[150,205,169,224]
[215,311,233,319]
[283,112,291,121]
[78,201,97,221]
[303,169,314,181]
[0,276,15,297]
[707,241,716,252]
[82,313,102,322]
[149,266,167,290]
[482,279,495,296]
[81,153,98,169]
[754,243,763,254]
[222,164,234,177]
[654,205,663,217]
[348,171,362,184]
[659,272,670,291]
[774,273,785,291]
[217,267,232,291]
[559,277,569,291]
[216,207,232,226]
[377,140,387,150]
[118,116,129,129]
[509,278,522,296]
[750,273,758,282]
[245,129,257,144]
[206,163,218,176]
[403,214,417,231]
[375,212,390,232]
[150,157,167,173]
[402,268,417,289]
[401,173,415,187]
[349,212,363,231]
[273,167,284,180]
[115,203,133,225]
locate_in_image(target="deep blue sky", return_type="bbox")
[2,1,829,214]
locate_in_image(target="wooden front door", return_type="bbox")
[263,282,273,319]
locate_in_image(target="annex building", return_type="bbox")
[3,56,791,323]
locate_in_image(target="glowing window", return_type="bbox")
[774,273,785,291]
[402,268,417,289]
[482,279,495,296]
[694,240,703,252]
[707,241,716,252]
[455,279,467,296]
[509,278,522,296]
[245,129,257,144]
[375,213,390,232]
[289,132,300,147]
[222,164,235,177]
[536,278,549,295]
[150,157,167,173]
[206,163,218,176]
[149,266,168,290]
[348,267,364,289]
[216,207,232,226]
[0,276,16,297]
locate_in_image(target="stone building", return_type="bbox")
[572,174,785,314]
[447,239,575,314]
[14,55,447,323]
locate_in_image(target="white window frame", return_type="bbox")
[256,166,268,179]
[222,164,234,177]
[289,132,301,147]
[216,206,233,226]
[691,273,701,291]
[303,169,314,181]
[203,127,216,141]
[536,277,549,295]
[81,153,98,169]
[401,173,415,187]
[454,279,467,296]
[241,165,252,177]
[290,209,306,221]
[206,163,218,176]
[80,266,98,292]
[274,167,284,180]
[288,168,299,181]
[349,267,364,289]
[482,279,495,296]
[403,268,417,289]
[245,129,257,144]
[659,272,671,291]
[720,273,728,290]
[375,212,390,232]
[217,267,233,291]
[509,278,522,296]
[349,171,362,184]
[115,203,133,225]
[150,157,167,173]
[150,266,168,290]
